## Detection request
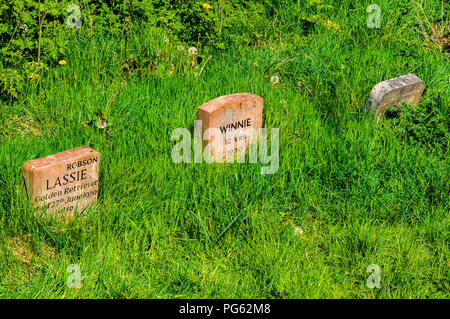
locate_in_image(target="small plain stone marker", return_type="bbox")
[197,93,263,160]
[366,73,425,121]
[22,146,100,216]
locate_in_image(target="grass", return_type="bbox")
[0,0,448,298]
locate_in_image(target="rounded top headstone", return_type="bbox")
[366,73,425,121]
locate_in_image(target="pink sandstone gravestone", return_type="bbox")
[197,93,263,161]
[22,146,100,216]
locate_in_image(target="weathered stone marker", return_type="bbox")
[22,146,100,216]
[366,73,425,121]
[197,93,263,161]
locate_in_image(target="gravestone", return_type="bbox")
[197,93,263,161]
[22,146,100,216]
[366,73,425,121]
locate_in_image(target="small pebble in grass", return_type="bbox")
[294,226,303,236]
[340,64,345,70]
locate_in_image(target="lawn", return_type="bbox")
[0,0,448,298]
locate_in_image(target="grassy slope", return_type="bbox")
[0,0,448,298]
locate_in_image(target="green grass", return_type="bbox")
[0,0,448,298]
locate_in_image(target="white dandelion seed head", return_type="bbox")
[270,75,280,84]
[97,115,107,129]
[188,47,198,55]
[294,226,303,236]
[163,36,169,43]
[177,45,184,51]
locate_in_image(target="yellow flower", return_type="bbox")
[322,20,340,33]
[27,73,39,80]
[202,3,212,9]
[59,60,67,66]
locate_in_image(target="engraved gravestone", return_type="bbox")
[22,146,100,216]
[366,73,425,121]
[197,93,263,160]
